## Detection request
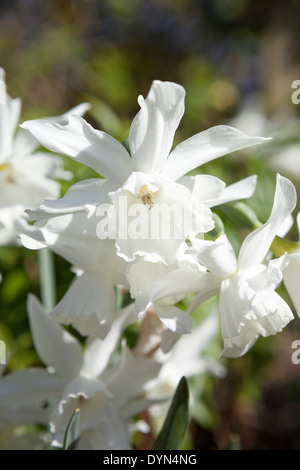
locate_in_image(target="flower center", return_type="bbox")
[0,163,15,184]
[137,185,155,210]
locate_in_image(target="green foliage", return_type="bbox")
[152,377,189,450]
[63,408,80,451]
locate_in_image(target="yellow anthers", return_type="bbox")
[138,184,155,210]
[0,163,15,183]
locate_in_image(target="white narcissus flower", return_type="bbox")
[148,174,297,358]
[126,254,205,335]
[13,295,161,450]
[0,67,90,245]
[21,80,269,264]
[19,209,128,338]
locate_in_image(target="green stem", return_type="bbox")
[38,249,56,312]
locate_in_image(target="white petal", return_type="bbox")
[190,234,237,277]
[45,102,91,124]
[191,174,226,205]
[155,303,193,334]
[21,115,133,184]
[150,267,205,304]
[238,174,297,270]
[106,344,161,408]
[220,276,294,358]
[0,97,21,162]
[111,173,211,264]
[283,253,300,315]
[129,80,185,173]
[76,412,131,450]
[27,294,83,379]
[50,272,115,338]
[208,175,257,208]
[80,303,137,378]
[26,178,114,224]
[161,125,271,181]
[0,368,64,409]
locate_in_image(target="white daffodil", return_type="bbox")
[19,295,161,450]
[19,209,128,338]
[148,174,297,358]
[126,254,205,335]
[21,80,269,264]
[0,67,90,245]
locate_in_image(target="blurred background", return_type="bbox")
[1,0,300,450]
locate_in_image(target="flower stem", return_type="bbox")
[38,249,56,312]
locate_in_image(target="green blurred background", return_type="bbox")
[1,0,300,450]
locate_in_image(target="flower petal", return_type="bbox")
[129,80,185,173]
[50,272,115,338]
[190,234,237,277]
[106,344,161,408]
[155,303,193,334]
[208,175,257,208]
[0,368,64,410]
[80,303,137,378]
[191,175,226,205]
[283,253,300,315]
[220,276,294,358]
[21,115,133,184]
[238,174,297,270]
[0,97,21,162]
[161,125,271,181]
[27,294,83,379]
[26,179,115,224]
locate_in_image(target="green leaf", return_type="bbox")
[63,408,80,450]
[219,201,261,230]
[152,376,189,450]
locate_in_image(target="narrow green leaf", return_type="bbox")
[38,248,56,312]
[152,376,189,450]
[220,202,261,231]
[63,408,80,450]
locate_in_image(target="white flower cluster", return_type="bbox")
[0,73,299,450]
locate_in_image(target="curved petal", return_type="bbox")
[191,175,226,204]
[220,276,294,358]
[129,80,185,173]
[190,234,237,277]
[27,294,83,379]
[238,174,297,270]
[21,115,133,185]
[50,272,115,338]
[150,267,205,304]
[208,175,257,208]
[0,97,21,162]
[161,125,271,181]
[283,253,300,315]
[26,179,115,224]
[106,344,161,408]
[155,303,193,334]
[80,303,137,378]
[0,368,64,410]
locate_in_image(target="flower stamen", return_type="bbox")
[0,163,15,184]
[138,185,155,210]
